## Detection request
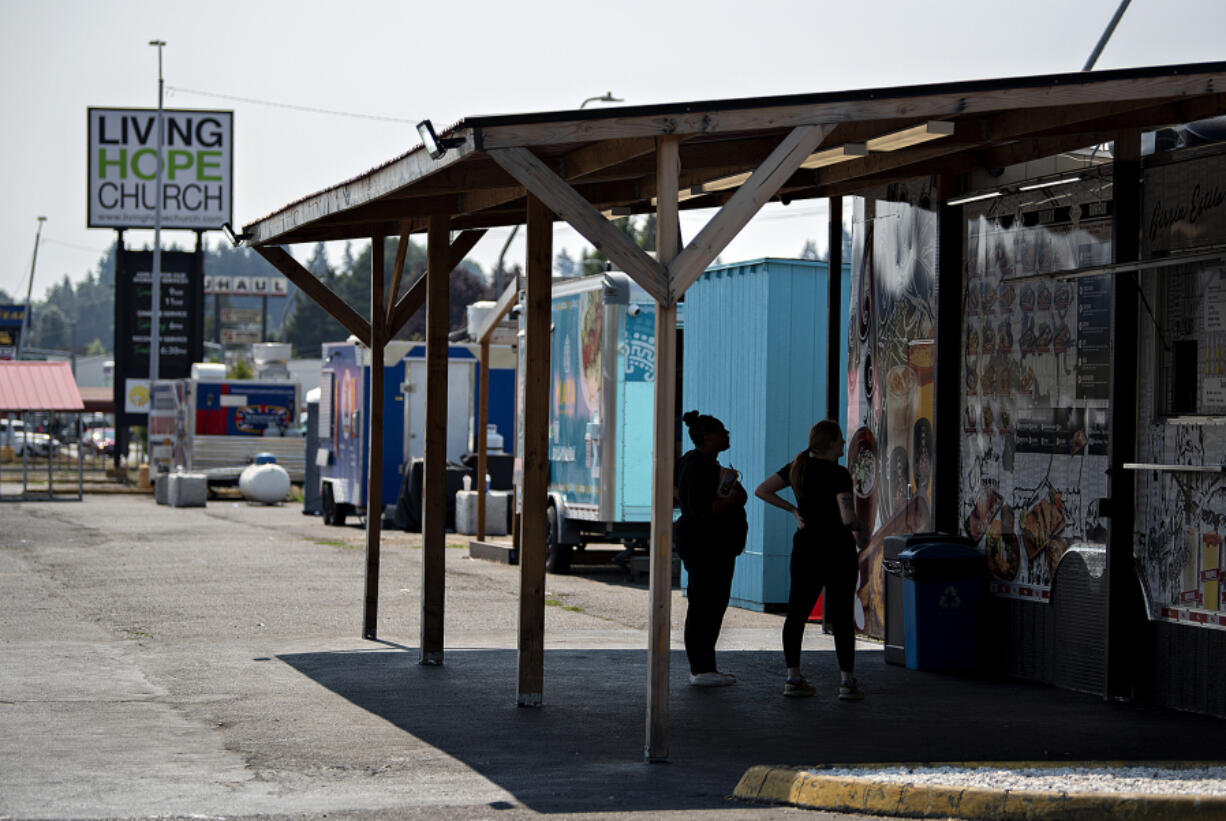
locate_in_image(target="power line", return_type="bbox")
[41,238,114,256]
[166,85,417,124]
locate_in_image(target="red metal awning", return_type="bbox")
[0,362,85,412]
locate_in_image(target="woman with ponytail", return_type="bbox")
[755,420,865,700]
[675,410,747,687]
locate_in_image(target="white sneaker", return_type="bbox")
[689,671,735,687]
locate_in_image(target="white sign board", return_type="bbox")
[88,107,233,230]
[204,275,287,296]
[124,378,152,414]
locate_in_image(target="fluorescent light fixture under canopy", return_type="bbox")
[866,121,956,152]
[799,143,869,169]
[946,191,1004,206]
[1017,175,1083,192]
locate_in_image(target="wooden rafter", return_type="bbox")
[253,246,370,345]
[387,229,486,337]
[384,223,412,330]
[668,124,830,298]
[472,69,1226,150]
[475,280,519,344]
[489,146,670,303]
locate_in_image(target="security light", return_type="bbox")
[220,222,251,247]
[417,119,465,160]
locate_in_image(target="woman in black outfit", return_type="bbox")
[755,419,865,700]
[675,410,747,687]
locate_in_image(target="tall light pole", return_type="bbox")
[16,216,46,361]
[149,39,166,394]
[147,39,166,467]
[1083,0,1132,71]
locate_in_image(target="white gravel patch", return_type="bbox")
[810,764,1226,796]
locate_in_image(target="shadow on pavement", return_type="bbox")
[278,645,1226,814]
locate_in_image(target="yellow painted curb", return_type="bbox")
[734,764,1226,820]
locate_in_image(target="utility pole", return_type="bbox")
[148,39,166,465]
[149,41,166,386]
[16,216,46,361]
[1083,0,1132,71]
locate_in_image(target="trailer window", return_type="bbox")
[1154,263,1226,417]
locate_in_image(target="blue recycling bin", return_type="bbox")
[897,542,985,671]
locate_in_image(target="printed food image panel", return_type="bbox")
[1134,259,1226,630]
[850,192,938,638]
[961,194,1112,601]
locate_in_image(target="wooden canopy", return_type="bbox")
[247,62,1226,269]
[241,60,1226,762]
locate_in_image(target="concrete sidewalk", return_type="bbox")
[1,495,1223,819]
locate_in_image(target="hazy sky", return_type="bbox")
[3,0,1224,301]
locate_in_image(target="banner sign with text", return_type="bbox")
[0,304,27,360]
[113,249,204,426]
[87,107,233,230]
[204,275,287,296]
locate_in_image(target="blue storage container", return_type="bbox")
[897,542,985,671]
[681,258,851,611]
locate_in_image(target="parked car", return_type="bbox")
[0,418,59,457]
[84,427,116,456]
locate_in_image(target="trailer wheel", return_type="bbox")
[545,503,572,574]
[322,483,346,526]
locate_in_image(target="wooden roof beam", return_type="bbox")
[254,246,371,346]
[474,280,519,345]
[387,229,487,337]
[489,146,670,304]
[475,69,1226,149]
[668,124,830,299]
[450,138,659,221]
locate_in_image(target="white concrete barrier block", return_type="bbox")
[154,473,170,506]
[455,489,509,537]
[168,472,208,508]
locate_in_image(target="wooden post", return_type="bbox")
[477,338,490,540]
[421,215,450,665]
[518,195,552,706]
[646,135,680,762]
[363,236,385,640]
[826,196,844,423]
[1106,129,1142,700]
[934,176,964,534]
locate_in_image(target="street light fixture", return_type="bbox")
[147,39,166,470]
[580,91,622,109]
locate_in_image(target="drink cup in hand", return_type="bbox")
[718,466,739,498]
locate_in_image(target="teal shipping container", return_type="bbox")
[682,258,851,611]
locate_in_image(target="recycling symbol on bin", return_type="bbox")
[939,585,962,611]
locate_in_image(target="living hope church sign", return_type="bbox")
[88,108,233,230]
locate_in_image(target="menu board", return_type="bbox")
[1155,266,1226,416]
[960,185,1113,601]
[1134,148,1226,631]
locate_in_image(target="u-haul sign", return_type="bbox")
[88,107,233,230]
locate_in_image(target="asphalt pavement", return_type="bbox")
[1,493,1224,820]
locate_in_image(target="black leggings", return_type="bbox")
[782,531,858,672]
[684,553,736,674]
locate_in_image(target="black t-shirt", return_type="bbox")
[677,449,720,524]
[676,449,747,560]
[775,456,855,547]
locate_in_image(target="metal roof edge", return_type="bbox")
[456,61,1226,129]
